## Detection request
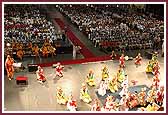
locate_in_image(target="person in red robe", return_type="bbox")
[135,53,142,66]
[5,55,14,80]
[67,94,77,111]
[156,86,164,106]
[119,54,125,68]
[153,61,160,76]
[91,99,101,111]
[55,62,64,77]
[152,74,160,89]
[36,66,46,83]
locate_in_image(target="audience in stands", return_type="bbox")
[4,5,71,58]
[58,4,163,51]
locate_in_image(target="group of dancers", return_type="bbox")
[53,53,163,111]
[5,51,164,111]
[145,52,161,90]
[36,62,64,84]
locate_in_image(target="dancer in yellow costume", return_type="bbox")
[102,66,109,81]
[116,67,125,83]
[56,87,68,105]
[108,77,118,93]
[86,70,96,86]
[80,83,92,103]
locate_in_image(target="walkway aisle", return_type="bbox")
[44,5,106,57]
[55,18,95,58]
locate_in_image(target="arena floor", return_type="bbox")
[4,55,165,112]
[3,5,165,112]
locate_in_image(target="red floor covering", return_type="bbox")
[31,55,112,67]
[55,18,95,58]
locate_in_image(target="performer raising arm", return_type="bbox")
[135,53,142,67]
[55,62,64,78]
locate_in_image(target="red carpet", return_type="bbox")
[55,18,95,58]
[28,55,112,67]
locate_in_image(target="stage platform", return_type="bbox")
[4,57,164,111]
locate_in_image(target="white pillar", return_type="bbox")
[73,45,76,60]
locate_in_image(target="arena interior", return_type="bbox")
[3,4,165,112]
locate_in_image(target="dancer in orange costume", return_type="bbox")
[16,44,24,60]
[41,45,49,58]
[32,44,39,58]
[5,55,14,80]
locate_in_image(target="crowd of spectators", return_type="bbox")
[4,4,70,57]
[58,4,164,51]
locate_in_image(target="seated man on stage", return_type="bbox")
[80,83,92,103]
[55,62,64,78]
[41,45,49,58]
[32,44,39,58]
[86,70,96,86]
[27,42,33,53]
[48,45,56,57]
[16,44,24,60]
[102,65,109,81]
[56,87,68,105]
[135,53,142,66]
[5,55,14,80]
[36,66,46,83]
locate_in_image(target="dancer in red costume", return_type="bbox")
[156,86,164,106]
[135,53,142,66]
[36,66,46,83]
[55,62,64,77]
[153,61,160,76]
[119,54,125,68]
[67,94,77,111]
[152,74,160,89]
[91,99,101,111]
